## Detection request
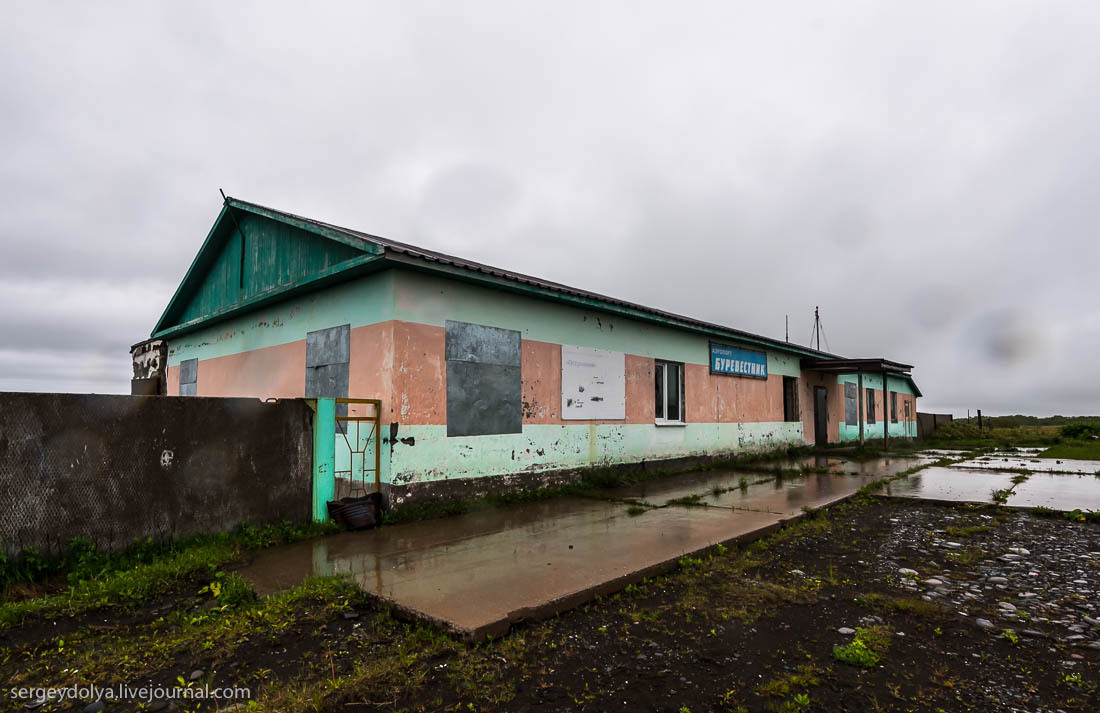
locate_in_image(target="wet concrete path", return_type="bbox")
[237,456,919,638]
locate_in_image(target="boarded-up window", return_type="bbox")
[306,325,351,429]
[844,383,857,425]
[179,358,197,397]
[445,320,522,437]
[866,388,876,424]
[561,345,626,420]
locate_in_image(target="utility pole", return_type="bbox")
[811,306,822,351]
[785,315,789,342]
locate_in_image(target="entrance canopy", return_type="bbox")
[801,357,921,397]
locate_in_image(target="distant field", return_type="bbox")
[1039,441,1100,460]
[926,419,1100,459]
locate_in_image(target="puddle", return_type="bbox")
[952,457,1100,475]
[1006,473,1100,510]
[826,455,931,477]
[881,467,1019,504]
[236,497,784,636]
[711,473,879,514]
[606,467,884,514]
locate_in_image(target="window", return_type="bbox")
[866,388,876,424]
[654,361,684,424]
[890,392,898,423]
[783,376,799,422]
[179,358,197,397]
[844,382,858,426]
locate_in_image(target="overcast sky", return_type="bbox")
[2,1,1098,416]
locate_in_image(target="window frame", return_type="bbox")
[890,391,898,423]
[866,387,876,424]
[782,376,799,422]
[654,360,686,425]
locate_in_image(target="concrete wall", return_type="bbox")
[0,392,313,556]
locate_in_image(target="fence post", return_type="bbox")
[313,397,336,522]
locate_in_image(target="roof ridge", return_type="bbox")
[223,196,857,362]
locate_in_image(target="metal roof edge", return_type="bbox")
[180,197,913,367]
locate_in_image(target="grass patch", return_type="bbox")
[1040,441,1100,460]
[944,524,992,538]
[926,423,1062,449]
[0,520,341,629]
[756,663,822,698]
[0,520,341,596]
[834,625,891,668]
[668,494,708,507]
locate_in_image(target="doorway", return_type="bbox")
[813,386,829,446]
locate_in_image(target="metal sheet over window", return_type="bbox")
[445,320,521,366]
[445,321,522,437]
[306,325,351,429]
[306,324,350,368]
[844,383,858,425]
[179,359,197,397]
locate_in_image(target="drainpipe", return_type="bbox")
[857,371,864,446]
[882,370,889,452]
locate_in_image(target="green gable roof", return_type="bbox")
[152,201,385,338]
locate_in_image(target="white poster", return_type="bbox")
[561,345,626,420]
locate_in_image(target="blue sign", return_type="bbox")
[710,344,768,379]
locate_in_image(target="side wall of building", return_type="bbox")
[835,373,919,441]
[162,267,916,506]
[384,270,813,502]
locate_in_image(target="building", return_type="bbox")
[141,197,920,505]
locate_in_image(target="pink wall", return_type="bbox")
[521,339,654,424]
[350,322,395,424]
[195,340,306,399]
[170,317,913,444]
[389,321,444,425]
[685,364,785,424]
[799,370,841,444]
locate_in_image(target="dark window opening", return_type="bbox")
[783,376,799,422]
[890,391,898,423]
[866,388,876,424]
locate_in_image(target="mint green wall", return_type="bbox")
[388,422,803,487]
[166,270,395,366]
[835,373,918,441]
[838,421,918,441]
[393,270,802,376]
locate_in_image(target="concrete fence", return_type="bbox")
[0,392,314,556]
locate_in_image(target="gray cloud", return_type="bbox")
[2,1,1099,415]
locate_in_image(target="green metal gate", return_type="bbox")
[310,397,380,521]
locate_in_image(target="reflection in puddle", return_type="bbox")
[883,467,1019,504]
[1007,473,1100,510]
[952,456,1100,475]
